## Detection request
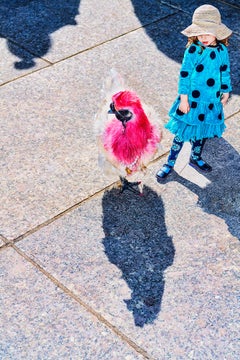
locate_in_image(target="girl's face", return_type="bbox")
[197,34,217,46]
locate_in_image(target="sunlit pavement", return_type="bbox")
[0,1,239,359]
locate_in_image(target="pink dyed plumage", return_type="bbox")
[100,90,161,176]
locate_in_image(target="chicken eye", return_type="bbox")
[109,102,133,123]
[118,110,133,120]
[115,110,133,122]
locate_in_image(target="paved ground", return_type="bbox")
[0,1,239,359]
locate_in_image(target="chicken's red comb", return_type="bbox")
[112,90,141,108]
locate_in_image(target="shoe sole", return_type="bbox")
[189,162,212,172]
[156,170,172,182]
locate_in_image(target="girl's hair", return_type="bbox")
[186,36,230,47]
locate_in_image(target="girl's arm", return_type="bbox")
[220,46,232,100]
[178,44,198,94]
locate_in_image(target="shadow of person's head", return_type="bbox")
[0,0,80,69]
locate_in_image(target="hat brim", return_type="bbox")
[181,23,232,40]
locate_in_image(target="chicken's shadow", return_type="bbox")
[102,185,175,327]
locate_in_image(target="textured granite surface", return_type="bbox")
[0,23,177,240]
[1,17,239,239]
[0,39,49,85]
[0,0,176,65]
[0,0,239,359]
[17,115,239,358]
[0,247,145,359]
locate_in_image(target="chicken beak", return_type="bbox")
[108,102,115,114]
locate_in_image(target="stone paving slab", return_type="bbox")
[1,3,239,240]
[0,247,146,360]
[0,0,176,66]
[160,114,240,240]
[16,114,239,359]
[0,22,177,240]
[15,188,239,358]
[1,1,239,90]
[17,193,239,359]
[0,1,240,359]
[0,38,49,85]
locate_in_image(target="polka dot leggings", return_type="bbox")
[167,136,207,167]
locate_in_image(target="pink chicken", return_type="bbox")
[99,90,161,194]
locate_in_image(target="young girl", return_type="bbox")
[156,4,232,179]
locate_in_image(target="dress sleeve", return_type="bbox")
[178,44,198,95]
[220,46,232,93]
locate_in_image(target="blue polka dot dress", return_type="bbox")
[165,41,232,141]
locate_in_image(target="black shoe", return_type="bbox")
[156,164,173,180]
[189,158,212,172]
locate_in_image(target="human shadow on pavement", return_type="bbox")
[131,0,240,95]
[0,0,80,69]
[102,186,175,327]
[159,137,240,240]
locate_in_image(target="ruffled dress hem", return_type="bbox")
[165,97,226,142]
[165,120,226,142]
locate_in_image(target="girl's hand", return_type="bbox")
[179,94,190,114]
[221,93,229,106]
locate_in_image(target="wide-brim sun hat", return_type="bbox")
[181,4,232,40]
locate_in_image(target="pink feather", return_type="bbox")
[101,90,161,175]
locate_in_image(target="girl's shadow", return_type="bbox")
[164,137,240,240]
[102,186,175,327]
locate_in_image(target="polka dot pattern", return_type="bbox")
[191,102,197,109]
[220,65,228,71]
[221,84,228,90]
[207,78,215,87]
[210,51,216,59]
[189,45,196,54]
[192,90,200,98]
[181,71,189,78]
[169,41,231,140]
[176,108,184,116]
[196,64,204,72]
